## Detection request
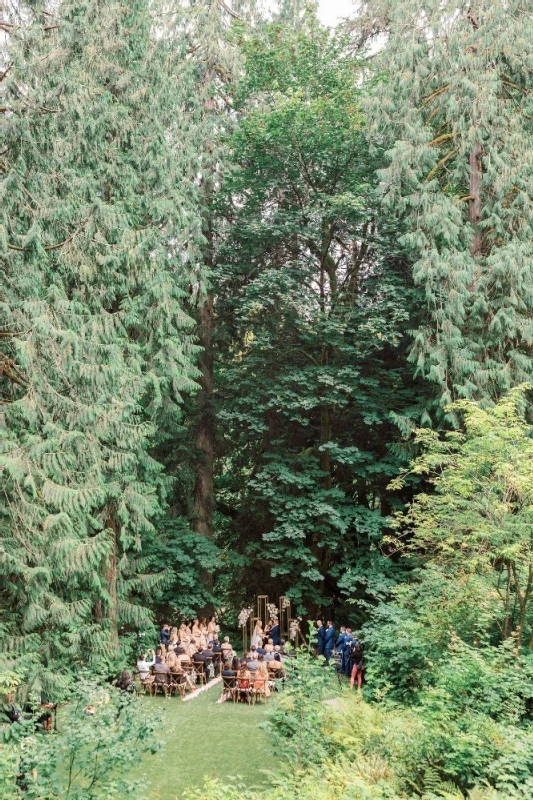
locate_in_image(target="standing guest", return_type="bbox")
[342,628,354,675]
[207,616,217,642]
[169,627,179,647]
[137,650,155,680]
[335,626,347,656]
[269,618,281,646]
[160,624,171,646]
[324,620,336,662]
[350,642,364,690]
[316,619,326,656]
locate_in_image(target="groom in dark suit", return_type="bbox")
[269,619,281,646]
[324,620,336,661]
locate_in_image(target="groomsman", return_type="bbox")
[316,619,326,656]
[335,626,347,655]
[342,627,354,675]
[324,621,336,661]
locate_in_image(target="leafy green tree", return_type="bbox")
[354,0,533,407]
[391,386,533,649]
[212,15,427,612]
[1,0,203,668]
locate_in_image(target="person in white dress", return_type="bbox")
[251,620,264,649]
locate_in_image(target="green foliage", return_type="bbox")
[1,0,204,675]
[213,12,427,612]
[356,0,533,406]
[0,677,158,798]
[391,387,533,648]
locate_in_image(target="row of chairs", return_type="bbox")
[138,659,216,697]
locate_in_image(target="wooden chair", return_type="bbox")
[137,671,156,696]
[204,656,214,681]
[153,671,171,697]
[221,675,238,704]
[169,670,186,698]
[237,679,254,705]
[192,660,207,686]
[253,675,269,704]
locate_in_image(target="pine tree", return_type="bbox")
[1,0,203,671]
[353,0,533,407]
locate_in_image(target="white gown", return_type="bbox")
[251,627,263,648]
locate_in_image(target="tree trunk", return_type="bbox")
[94,508,119,653]
[468,144,482,257]
[194,288,215,597]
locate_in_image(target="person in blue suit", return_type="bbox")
[342,628,354,675]
[269,619,281,646]
[335,626,346,656]
[316,619,326,656]
[324,621,336,661]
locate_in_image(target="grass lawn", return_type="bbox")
[133,683,274,799]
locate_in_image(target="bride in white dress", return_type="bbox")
[251,619,264,649]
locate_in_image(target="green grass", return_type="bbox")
[134,683,273,799]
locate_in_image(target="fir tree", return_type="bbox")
[1,0,203,670]
[353,0,533,407]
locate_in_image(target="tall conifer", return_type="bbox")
[354,0,533,406]
[1,0,203,670]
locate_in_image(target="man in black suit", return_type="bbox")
[202,644,216,678]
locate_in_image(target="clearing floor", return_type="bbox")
[133,683,274,799]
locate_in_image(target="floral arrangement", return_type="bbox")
[238,606,253,627]
[289,617,301,641]
[282,597,291,610]
[267,602,278,618]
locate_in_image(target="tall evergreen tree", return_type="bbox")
[353,0,533,408]
[1,0,203,675]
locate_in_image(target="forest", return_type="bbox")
[1,0,533,798]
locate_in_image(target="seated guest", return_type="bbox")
[264,649,275,662]
[155,648,164,664]
[247,651,260,671]
[154,658,170,674]
[254,656,270,698]
[166,651,179,670]
[264,638,274,654]
[221,636,233,659]
[220,656,240,702]
[176,647,191,665]
[137,649,155,679]
[268,653,284,673]
[246,646,258,661]
[237,661,251,701]
[202,644,216,677]
[256,643,267,656]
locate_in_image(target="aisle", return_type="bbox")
[135,687,272,798]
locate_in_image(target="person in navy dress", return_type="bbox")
[324,621,336,661]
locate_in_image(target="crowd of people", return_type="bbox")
[131,615,288,702]
[315,620,364,689]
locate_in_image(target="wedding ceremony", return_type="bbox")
[1,0,532,798]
